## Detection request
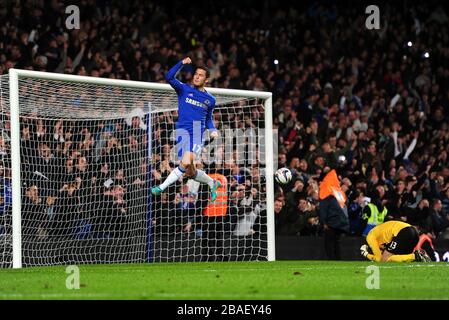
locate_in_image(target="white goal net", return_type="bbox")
[0,70,274,268]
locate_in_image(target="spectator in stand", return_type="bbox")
[347,190,370,236]
[274,198,287,235]
[22,184,45,237]
[429,199,449,239]
[319,170,350,260]
[0,166,12,236]
[359,188,389,236]
[405,199,431,228]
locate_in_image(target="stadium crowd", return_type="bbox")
[1,0,449,246]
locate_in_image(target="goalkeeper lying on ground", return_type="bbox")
[360,220,431,262]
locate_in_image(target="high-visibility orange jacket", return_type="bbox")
[204,173,228,217]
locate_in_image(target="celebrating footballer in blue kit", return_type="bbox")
[151,57,221,201]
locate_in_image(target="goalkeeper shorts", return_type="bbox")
[384,226,419,255]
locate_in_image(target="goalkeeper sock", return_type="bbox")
[194,170,215,188]
[159,165,185,191]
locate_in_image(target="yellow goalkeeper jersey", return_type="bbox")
[368,220,411,245]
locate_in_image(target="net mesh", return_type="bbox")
[0,76,12,267]
[0,74,269,267]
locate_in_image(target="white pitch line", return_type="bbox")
[200,264,448,272]
[89,264,448,272]
[2,291,447,300]
[2,263,447,274]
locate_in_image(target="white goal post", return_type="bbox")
[1,69,275,268]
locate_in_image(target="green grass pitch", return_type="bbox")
[1,261,448,300]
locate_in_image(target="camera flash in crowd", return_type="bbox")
[424,52,430,58]
[274,59,279,65]
[407,41,413,47]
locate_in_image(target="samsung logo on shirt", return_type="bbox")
[185,97,206,108]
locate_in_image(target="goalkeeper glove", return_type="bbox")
[360,244,369,259]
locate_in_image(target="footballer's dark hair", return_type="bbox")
[195,65,210,78]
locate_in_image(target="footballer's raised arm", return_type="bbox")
[165,57,192,93]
